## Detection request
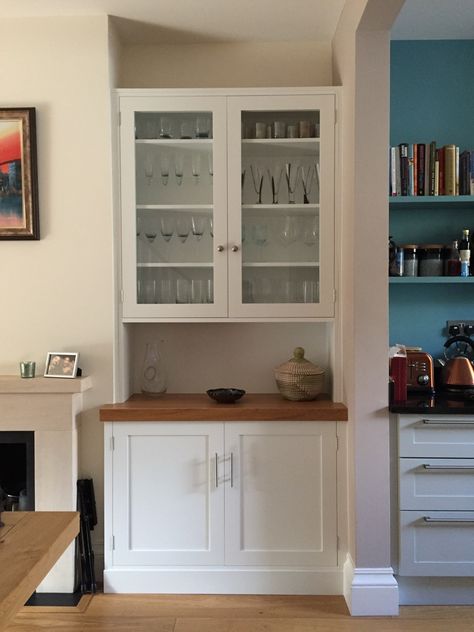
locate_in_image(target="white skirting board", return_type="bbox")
[343,555,399,616]
[104,567,343,595]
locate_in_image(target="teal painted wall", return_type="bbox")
[390,40,474,360]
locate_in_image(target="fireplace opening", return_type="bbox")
[0,431,34,510]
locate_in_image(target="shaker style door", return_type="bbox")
[120,96,228,319]
[224,421,338,566]
[227,95,335,318]
[112,422,225,566]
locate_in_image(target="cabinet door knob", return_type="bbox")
[231,245,239,252]
[217,245,224,252]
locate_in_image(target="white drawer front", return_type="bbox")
[399,458,474,511]
[399,415,474,458]
[400,510,474,576]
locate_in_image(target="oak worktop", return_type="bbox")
[99,393,348,422]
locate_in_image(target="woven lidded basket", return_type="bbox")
[274,347,325,401]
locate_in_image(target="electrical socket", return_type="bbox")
[447,320,474,336]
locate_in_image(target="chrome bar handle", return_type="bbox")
[423,464,474,470]
[215,453,219,488]
[424,516,474,524]
[422,419,474,426]
[230,452,234,488]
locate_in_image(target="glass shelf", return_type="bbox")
[136,139,213,148]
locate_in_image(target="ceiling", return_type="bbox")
[392,0,474,39]
[0,0,346,44]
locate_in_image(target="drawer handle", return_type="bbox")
[423,516,474,524]
[421,419,474,426]
[423,464,474,471]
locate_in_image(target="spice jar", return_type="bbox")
[418,244,444,276]
[402,244,418,277]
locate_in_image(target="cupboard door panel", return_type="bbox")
[224,421,337,567]
[112,422,224,566]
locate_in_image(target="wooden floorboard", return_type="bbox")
[4,595,474,631]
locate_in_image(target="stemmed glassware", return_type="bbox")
[160,215,175,242]
[192,154,201,184]
[279,215,300,245]
[208,154,213,178]
[160,154,170,185]
[250,165,264,204]
[267,164,283,204]
[303,216,318,246]
[176,216,191,243]
[144,153,154,185]
[300,164,315,204]
[285,163,300,204]
[191,215,205,240]
[174,152,184,185]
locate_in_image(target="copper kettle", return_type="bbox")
[441,336,474,388]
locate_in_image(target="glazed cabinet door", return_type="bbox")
[227,94,336,318]
[224,421,338,566]
[119,96,228,319]
[112,422,225,566]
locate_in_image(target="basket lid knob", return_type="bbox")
[293,347,306,362]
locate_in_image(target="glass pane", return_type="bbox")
[134,111,214,304]
[240,109,320,305]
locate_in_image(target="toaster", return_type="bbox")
[406,350,434,392]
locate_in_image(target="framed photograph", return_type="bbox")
[44,352,79,379]
[0,108,39,240]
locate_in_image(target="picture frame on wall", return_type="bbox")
[0,107,39,240]
[44,352,80,379]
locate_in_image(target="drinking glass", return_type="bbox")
[303,216,318,247]
[192,153,201,184]
[250,165,265,204]
[159,117,172,138]
[180,121,193,139]
[279,216,299,245]
[195,116,211,138]
[208,216,214,238]
[252,223,268,247]
[191,215,205,241]
[285,163,300,204]
[206,279,214,303]
[300,164,315,204]
[302,280,318,303]
[176,279,190,303]
[254,277,272,302]
[208,154,214,178]
[145,120,157,139]
[159,279,174,304]
[145,231,157,244]
[144,279,157,304]
[160,154,170,185]
[191,279,205,303]
[267,165,283,204]
[174,152,184,185]
[144,153,154,185]
[160,215,175,242]
[176,216,191,243]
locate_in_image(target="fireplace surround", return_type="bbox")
[0,375,91,592]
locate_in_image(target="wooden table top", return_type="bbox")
[100,393,348,422]
[0,511,79,631]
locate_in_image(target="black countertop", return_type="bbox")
[390,391,474,414]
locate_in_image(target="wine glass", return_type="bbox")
[174,152,184,185]
[191,215,205,240]
[144,153,154,185]
[267,164,283,204]
[303,216,318,246]
[160,215,175,242]
[192,153,201,184]
[195,116,211,138]
[208,216,214,238]
[176,216,191,243]
[285,162,300,204]
[252,223,268,247]
[160,154,170,185]
[300,164,315,204]
[279,216,300,245]
[250,164,265,204]
[159,117,172,139]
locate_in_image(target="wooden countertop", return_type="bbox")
[0,511,79,631]
[100,393,348,422]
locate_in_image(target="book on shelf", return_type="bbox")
[389,141,474,197]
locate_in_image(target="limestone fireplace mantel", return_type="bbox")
[0,375,92,593]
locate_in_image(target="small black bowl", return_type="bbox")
[206,388,246,404]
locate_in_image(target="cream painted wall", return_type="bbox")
[0,16,114,562]
[333,0,404,570]
[119,41,332,88]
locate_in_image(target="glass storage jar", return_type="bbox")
[401,245,418,277]
[418,244,444,276]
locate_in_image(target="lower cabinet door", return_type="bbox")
[224,421,337,567]
[112,422,225,566]
[400,510,474,576]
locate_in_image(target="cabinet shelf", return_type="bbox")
[243,262,319,268]
[138,263,213,268]
[137,205,213,212]
[136,139,213,148]
[242,139,320,158]
[389,195,474,210]
[242,204,319,215]
[389,277,474,284]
